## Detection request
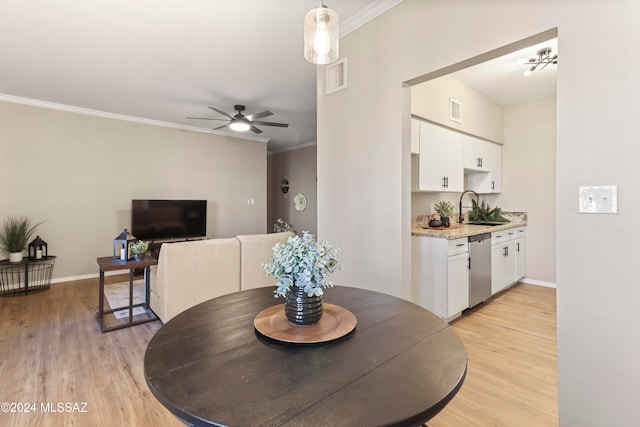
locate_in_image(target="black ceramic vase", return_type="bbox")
[285,285,323,326]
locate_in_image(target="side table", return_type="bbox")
[96,255,158,333]
[0,256,56,296]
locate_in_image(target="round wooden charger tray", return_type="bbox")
[254,303,357,344]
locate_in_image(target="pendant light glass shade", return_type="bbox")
[304,4,339,65]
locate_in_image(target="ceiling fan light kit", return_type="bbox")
[522,47,557,76]
[229,118,251,132]
[304,1,339,65]
[187,105,289,134]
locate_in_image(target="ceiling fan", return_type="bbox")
[187,105,289,134]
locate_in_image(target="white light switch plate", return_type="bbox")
[579,185,618,213]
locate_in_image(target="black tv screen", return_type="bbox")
[132,199,207,241]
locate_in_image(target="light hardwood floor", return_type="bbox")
[430,283,558,427]
[0,279,556,427]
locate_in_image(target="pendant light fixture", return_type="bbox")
[304,1,339,65]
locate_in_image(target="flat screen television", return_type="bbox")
[132,199,207,241]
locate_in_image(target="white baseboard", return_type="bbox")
[519,277,557,289]
[51,270,131,285]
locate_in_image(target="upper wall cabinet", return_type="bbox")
[411,118,420,155]
[413,121,464,192]
[464,134,490,171]
[466,136,502,194]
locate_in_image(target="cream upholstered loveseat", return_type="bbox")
[149,231,294,323]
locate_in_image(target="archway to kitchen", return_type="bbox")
[404,28,557,288]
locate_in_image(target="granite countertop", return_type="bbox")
[411,221,527,240]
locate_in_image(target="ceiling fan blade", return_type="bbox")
[208,107,234,119]
[252,120,289,128]
[213,123,230,131]
[249,125,263,134]
[186,117,228,121]
[245,110,273,121]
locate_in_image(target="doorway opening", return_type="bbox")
[405,27,558,286]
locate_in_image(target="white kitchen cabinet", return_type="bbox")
[411,118,420,155]
[491,240,515,294]
[448,251,470,316]
[463,134,490,172]
[411,236,469,320]
[490,227,526,294]
[466,136,502,194]
[416,121,464,192]
[515,231,526,280]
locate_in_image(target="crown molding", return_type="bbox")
[268,140,317,155]
[0,94,270,143]
[340,0,405,37]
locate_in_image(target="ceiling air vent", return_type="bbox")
[449,98,462,123]
[326,58,347,95]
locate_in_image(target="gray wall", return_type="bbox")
[269,145,317,235]
[317,0,640,425]
[0,100,267,280]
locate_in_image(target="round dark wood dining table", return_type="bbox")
[144,286,467,427]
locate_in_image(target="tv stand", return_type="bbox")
[147,236,208,259]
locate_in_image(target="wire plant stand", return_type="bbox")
[0,256,56,296]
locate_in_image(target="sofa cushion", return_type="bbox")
[236,231,294,290]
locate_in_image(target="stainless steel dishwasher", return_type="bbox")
[468,232,492,308]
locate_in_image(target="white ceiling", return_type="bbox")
[0,1,555,152]
[449,38,558,106]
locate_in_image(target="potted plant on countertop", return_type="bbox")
[468,200,510,224]
[0,215,43,262]
[262,231,341,325]
[434,200,454,227]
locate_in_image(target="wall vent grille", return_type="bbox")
[449,98,462,123]
[326,58,348,95]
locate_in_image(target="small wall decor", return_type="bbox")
[294,193,307,211]
[113,229,136,261]
[28,236,48,260]
[281,178,290,198]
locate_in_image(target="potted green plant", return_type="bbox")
[0,216,43,262]
[468,199,509,223]
[434,200,454,227]
[263,232,341,325]
[130,240,150,260]
[273,218,293,233]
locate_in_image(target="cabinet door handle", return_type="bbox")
[477,157,482,167]
[503,246,508,257]
[456,243,465,247]
[467,257,471,270]
[516,242,520,252]
[491,180,495,190]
